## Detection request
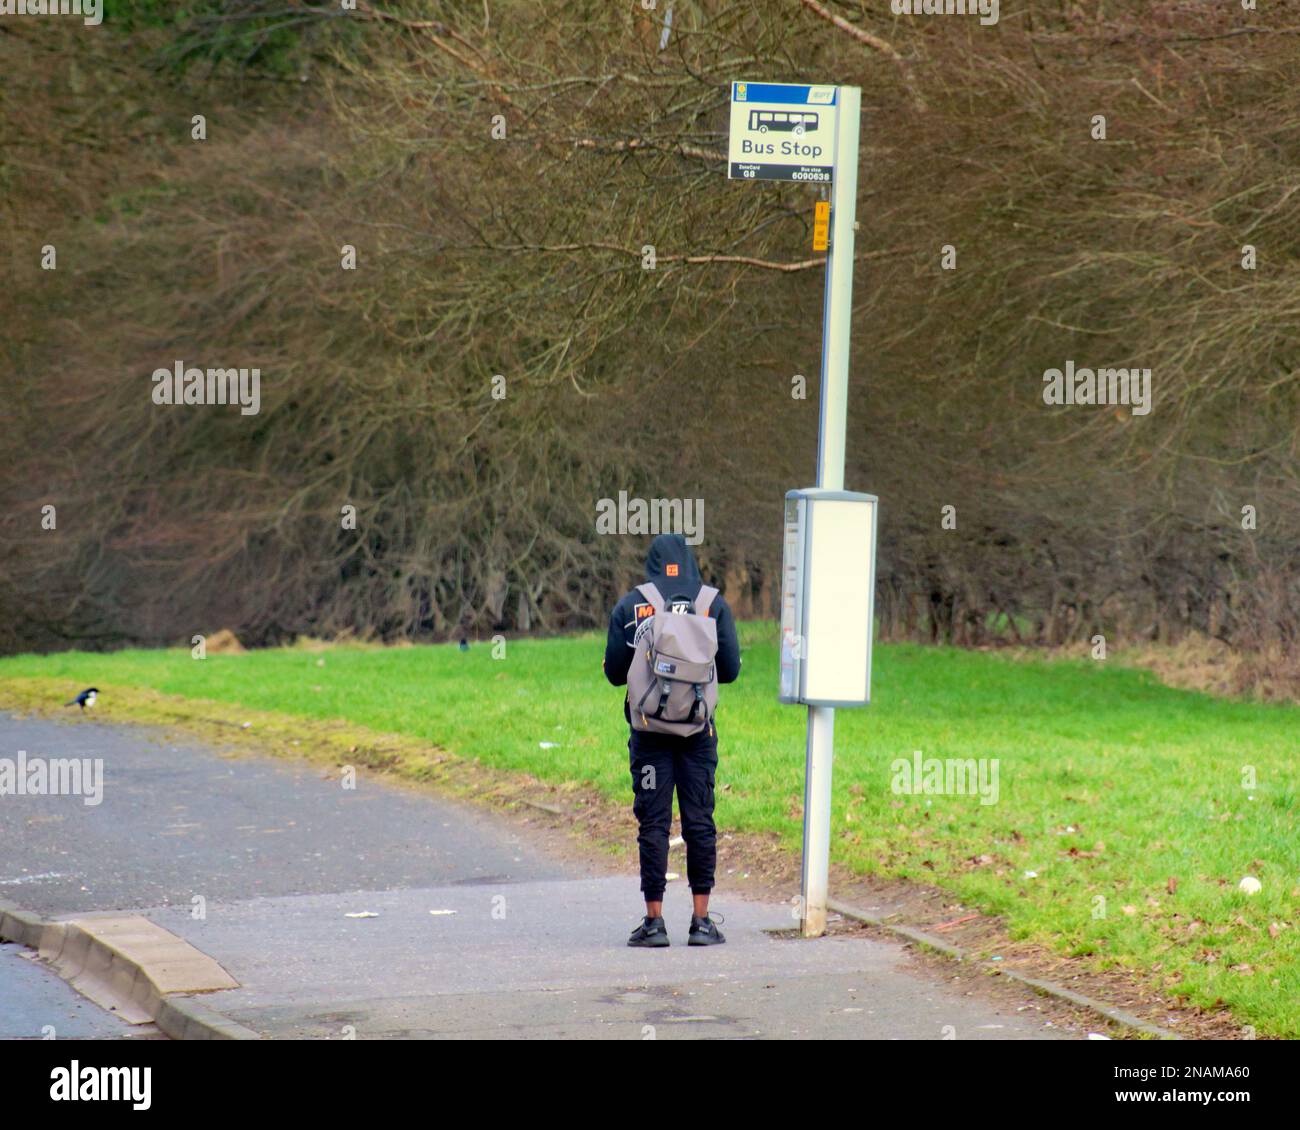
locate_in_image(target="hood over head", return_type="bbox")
[644,533,701,583]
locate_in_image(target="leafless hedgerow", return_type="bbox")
[2,2,1299,688]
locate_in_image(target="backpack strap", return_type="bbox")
[687,684,705,722]
[636,582,665,613]
[695,585,719,617]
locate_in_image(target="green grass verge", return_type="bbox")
[2,625,1297,1035]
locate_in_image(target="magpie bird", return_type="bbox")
[64,687,99,710]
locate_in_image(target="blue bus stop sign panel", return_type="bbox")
[728,82,839,183]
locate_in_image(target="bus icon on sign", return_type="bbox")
[749,109,818,136]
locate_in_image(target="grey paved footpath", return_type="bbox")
[0,714,1076,1040]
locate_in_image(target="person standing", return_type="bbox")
[603,533,742,946]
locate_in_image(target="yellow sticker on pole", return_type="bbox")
[813,201,830,251]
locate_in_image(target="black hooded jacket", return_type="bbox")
[603,534,742,694]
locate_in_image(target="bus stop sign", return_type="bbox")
[728,81,839,184]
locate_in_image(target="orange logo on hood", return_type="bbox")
[666,563,679,577]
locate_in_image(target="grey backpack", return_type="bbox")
[627,582,720,736]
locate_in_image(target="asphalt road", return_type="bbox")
[0,943,142,1040]
[0,713,1078,1040]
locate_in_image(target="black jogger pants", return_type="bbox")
[628,726,718,902]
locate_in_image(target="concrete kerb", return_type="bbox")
[828,896,1181,1041]
[0,898,259,1040]
[0,899,49,950]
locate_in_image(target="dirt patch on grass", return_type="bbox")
[204,629,246,654]
[0,675,1256,1040]
[998,634,1300,703]
[1119,637,1300,703]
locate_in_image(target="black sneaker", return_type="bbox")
[688,913,726,946]
[628,915,670,947]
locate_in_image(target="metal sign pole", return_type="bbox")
[800,85,861,939]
